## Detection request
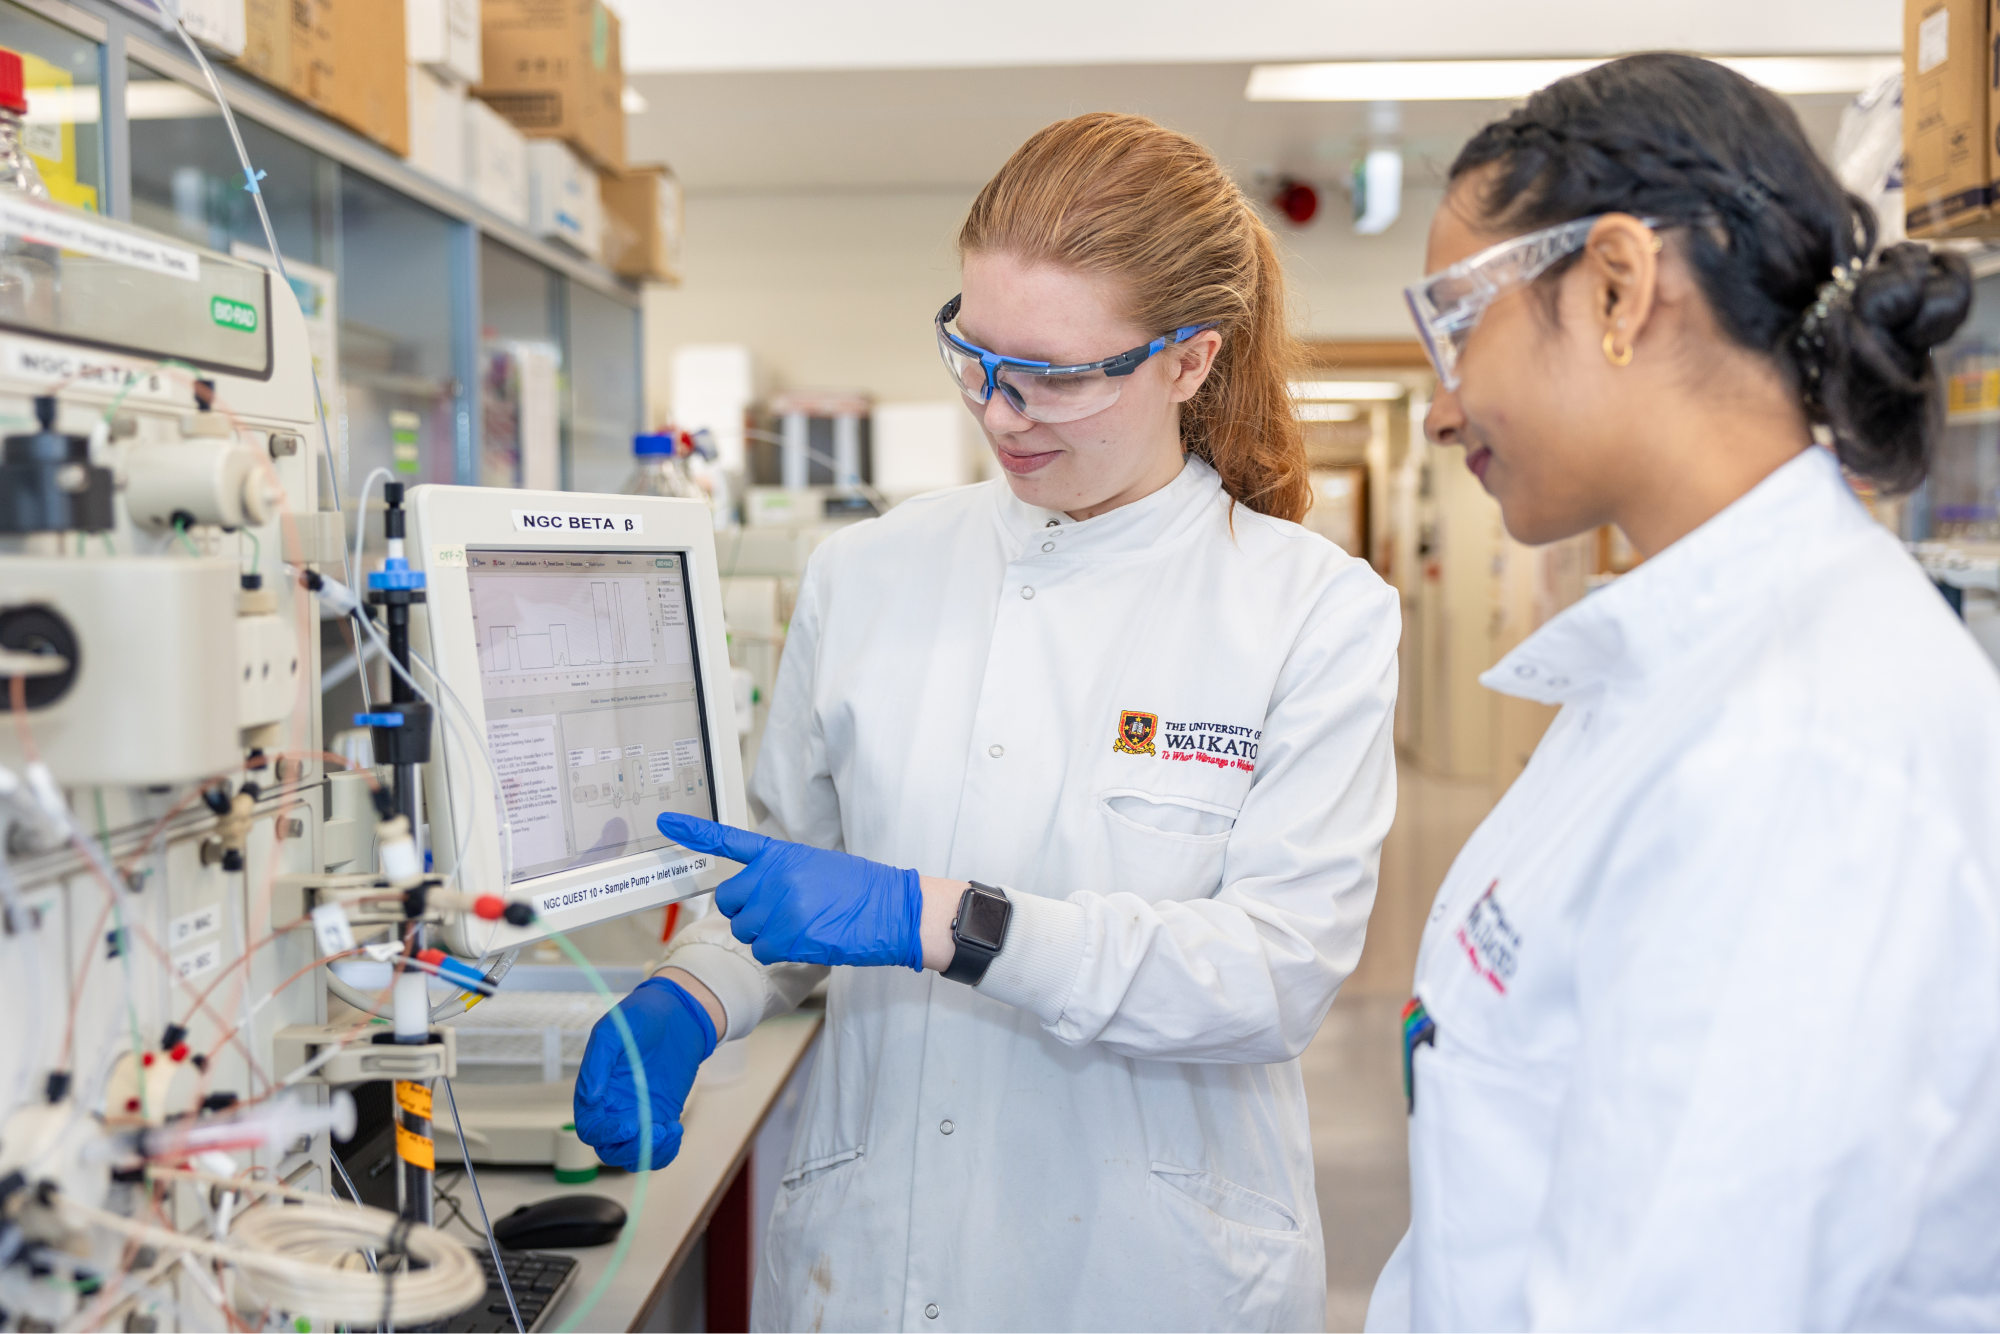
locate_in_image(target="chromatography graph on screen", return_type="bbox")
[474,574,657,676]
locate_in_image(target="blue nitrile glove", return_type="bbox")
[572,976,717,1172]
[657,812,925,971]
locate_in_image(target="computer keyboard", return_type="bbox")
[446,1248,580,1333]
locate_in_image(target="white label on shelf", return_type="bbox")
[1919,9,1951,74]
[311,902,357,957]
[0,339,185,402]
[532,852,710,917]
[510,510,644,535]
[169,904,220,949]
[0,196,199,280]
[173,941,222,983]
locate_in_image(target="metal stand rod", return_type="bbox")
[370,481,437,1235]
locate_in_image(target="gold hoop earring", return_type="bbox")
[1603,330,1634,367]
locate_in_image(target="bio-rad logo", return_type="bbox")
[510,510,645,534]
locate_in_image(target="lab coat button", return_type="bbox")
[1042,541,1055,552]
[987,745,1003,758]
[1020,586,1035,599]
[926,1304,940,1319]
[940,1119,954,1135]
[1514,663,1538,679]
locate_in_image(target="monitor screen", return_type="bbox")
[466,548,717,884]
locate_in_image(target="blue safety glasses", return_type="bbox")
[936,294,1214,424]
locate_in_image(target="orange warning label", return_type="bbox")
[395,1121,435,1171]
[395,1080,433,1121]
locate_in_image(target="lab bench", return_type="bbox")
[460,1009,823,1332]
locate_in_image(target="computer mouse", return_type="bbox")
[492,1194,629,1250]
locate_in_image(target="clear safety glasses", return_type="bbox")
[935,295,1215,425]
[1405,214,1662,390]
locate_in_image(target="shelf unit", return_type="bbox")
[3,0,644,495]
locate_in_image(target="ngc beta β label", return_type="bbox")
[511,510,645,535]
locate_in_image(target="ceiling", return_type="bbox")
[615,1,1898,73]
[626,62,1858,199]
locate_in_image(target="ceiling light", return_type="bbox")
[1245,54,1899,103]
[1291,380,1407,401]
[1297,403,1361,422]
[27,83,217,124]
[1710,56,1903,95]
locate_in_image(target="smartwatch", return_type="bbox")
[941,881,1011,987]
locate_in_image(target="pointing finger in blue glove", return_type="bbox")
[657,811,925,971]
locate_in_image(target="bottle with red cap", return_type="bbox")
[0,48,44,200]
[0,46,55,324]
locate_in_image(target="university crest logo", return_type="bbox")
[1113,710,1158,756]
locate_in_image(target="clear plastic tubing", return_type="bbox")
[91,1093,358,1163]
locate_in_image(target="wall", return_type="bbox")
[644,189,964,422]
[643,183,1440,423]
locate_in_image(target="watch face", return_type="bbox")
[960,891,1010,950]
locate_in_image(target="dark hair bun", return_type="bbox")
[1450,53,1975,493]
[1818,244,1972,491]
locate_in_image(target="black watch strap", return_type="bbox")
[942,881,1011,987]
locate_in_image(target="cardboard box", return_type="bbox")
[466,96,530,226]
[526,140,601,257]
[407,0,479,85]
[477,0,626,173]
[1905,0,1992,237]
[600,164,682,283]
[408,64,467,190]
[236,0,301,92]
[331,0,409,156]
[175,0,247,59]
[236,0,408,157]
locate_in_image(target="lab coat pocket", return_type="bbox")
[1143,1162,1321,1330]
[1406,1040,1565,1330]
[1149,1163,1300,1233]
[780,1143,864,1192]
[1096,790,1236,903]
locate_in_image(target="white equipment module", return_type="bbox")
[408,485,748,958]
[0,183,705,1327]
[0,194,393,1330]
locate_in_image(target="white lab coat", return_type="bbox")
[1366,446,2000,1331]
[668,456,1399,1332]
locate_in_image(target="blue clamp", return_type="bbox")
[435,955,485,990]
[367,556,427,591]
[354,711,405,728]
[242,168,267,195]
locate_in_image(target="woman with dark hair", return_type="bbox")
[1373,53,2000,1330]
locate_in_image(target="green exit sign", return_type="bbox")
[210,296,259,333]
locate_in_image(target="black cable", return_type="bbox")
[378,1216,413,1333]
[430,1172,478,1240]
[327,1151,379,1274]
